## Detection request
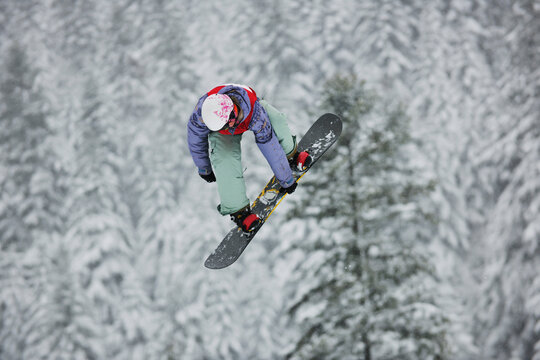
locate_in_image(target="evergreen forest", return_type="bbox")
[0,1,538,359]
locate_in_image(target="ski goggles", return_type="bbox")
[222,103,239,130]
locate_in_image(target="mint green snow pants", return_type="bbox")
[210,100,296,215]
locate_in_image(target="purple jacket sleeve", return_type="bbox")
[187,85,294,187]
[250,102,295,188]
[187,96,212,175]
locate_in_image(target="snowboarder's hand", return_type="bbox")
[280,182,297,194]
[199,172,216,183]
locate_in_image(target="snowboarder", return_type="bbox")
[187,84,311,233]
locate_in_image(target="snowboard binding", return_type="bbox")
[289,150,312,172]
[230,205,261,235]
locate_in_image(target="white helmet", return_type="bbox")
[201,94,234,131]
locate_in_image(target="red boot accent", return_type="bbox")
[243,213,261,232]
[296,151,311,171]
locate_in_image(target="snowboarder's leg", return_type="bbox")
[259,100,297,158]
[260,100,311,170]
[209,132,250,215]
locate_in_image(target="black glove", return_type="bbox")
[280,182,297,194]
[199,172,216,183]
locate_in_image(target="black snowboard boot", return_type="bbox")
[289,150,312,172]
[230,205,261,233]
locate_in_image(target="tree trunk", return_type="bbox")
[362,332,371,360]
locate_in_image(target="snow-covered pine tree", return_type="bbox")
[470,1,540,358]
[62,77,142,357]
[0,41,69,360]
[402,3,497,357]
[0,43,65,251]
[49,0,107,72]
[284,74,449,360]
[0,247,48,360]
[222,0,310,116]
[474,105,540,360]
[131,0,203,290]
[28,238,106,360]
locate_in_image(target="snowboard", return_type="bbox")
[204,113,342,269]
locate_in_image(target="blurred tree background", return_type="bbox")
[0,1,538,359]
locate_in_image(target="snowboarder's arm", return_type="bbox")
[251,103,295,188]
[187,97,212,175]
